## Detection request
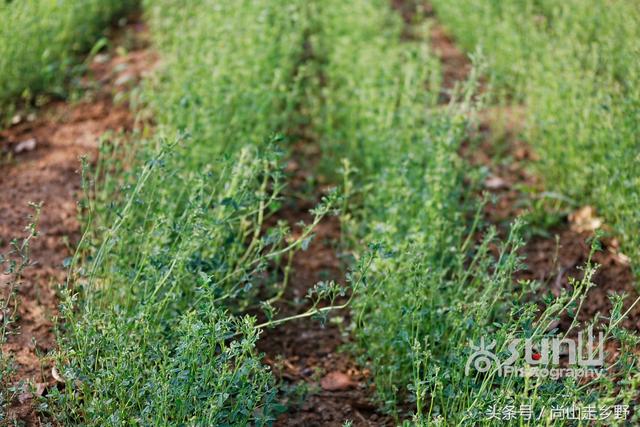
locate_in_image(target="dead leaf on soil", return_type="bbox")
[569,206,603,233]
[18,392,32,404]
[14,138,37,153]
[607,238,631,265]
[35,382,47,396]
[484,175,509,190]
[320,371,357,391]
[617,252,631,265]
[51,366,65,383]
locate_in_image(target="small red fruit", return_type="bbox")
[532,353,541,361]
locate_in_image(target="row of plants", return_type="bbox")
[430,0,640,273]
[0,0,139,121]
[51,0,313,425]
[0,206,41,422]
[311,0,640,424]
[0,0,138,420]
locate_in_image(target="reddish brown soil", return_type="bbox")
[258,6,481,426]
[253,10,396,422]
[0,18,154,424]
[429,22,472,102]
[256,142,392,426]
[467,110,640,330]
[391,0,472,102]
[519,228,639,329]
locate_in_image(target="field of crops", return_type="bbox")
[1,0,638,425]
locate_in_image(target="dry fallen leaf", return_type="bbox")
[320,371,357,391]
[607,239,631,265]
[617,252,631,266]
[569,206,603,233]
[14,138,37,154]
[52,366,65,383]
[484,175,509,190]
[35,382,47,396]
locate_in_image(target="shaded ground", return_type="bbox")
[252,7,398,422]
[256,136,392,426]
[0,17,154,424]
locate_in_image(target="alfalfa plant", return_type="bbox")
[0,203,41,421]
[50,129,350,425]
[0,0,139,121]
[430,0,640,273]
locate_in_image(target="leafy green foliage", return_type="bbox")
[310,1,640,424]
[43,0,640,425]
[54,142,288,425]
[0,205,40,422]
[53,0,312,424]
[143,0,309,156]
[0,0,138,119]
[431,0,640,272]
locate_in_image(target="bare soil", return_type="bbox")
[253,8,400,422]
[0,18,155,424]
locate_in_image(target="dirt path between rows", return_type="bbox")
[255,30,393,426]
[0,17,154,424]
[257,147,391,426]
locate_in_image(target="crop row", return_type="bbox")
[431,0,640,273]
[308,1,639,424]
[0,0,139,120]
[52,1,310,424]
[55,0,640,425]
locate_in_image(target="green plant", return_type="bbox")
[54,138,320,425]
[431,0,640,273]
[45,0,640,424]
[307,1,640,424]
[142,0,310,156]
[0,0,139,120]
[51,1,320,424]
[0,204,40,422]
